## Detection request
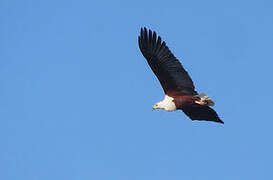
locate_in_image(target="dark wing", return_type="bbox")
[182,105,224,124]
[138,27,197,96]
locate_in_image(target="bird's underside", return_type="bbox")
[138,27,223,124]
[174,95,223,124]
[156,94,223,124]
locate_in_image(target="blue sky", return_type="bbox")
[1,0,273,179]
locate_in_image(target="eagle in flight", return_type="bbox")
[138,27,223,124]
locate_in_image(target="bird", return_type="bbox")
[138,27,223,124]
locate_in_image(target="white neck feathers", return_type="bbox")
[157,95,177,111]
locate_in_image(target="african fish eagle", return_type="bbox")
[138,27,223,124]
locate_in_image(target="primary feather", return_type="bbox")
[138,27,197,96]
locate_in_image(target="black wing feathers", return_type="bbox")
[182,106,224,124]
[138,27,197,95]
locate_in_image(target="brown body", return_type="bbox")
[172,95,200,108]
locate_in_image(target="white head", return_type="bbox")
[153,95,177,112]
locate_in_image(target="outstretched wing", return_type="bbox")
[138,27,197,96]
[182,105,224,124]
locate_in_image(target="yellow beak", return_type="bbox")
[153,104,158,110]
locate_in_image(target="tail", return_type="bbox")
[195,93,215,106]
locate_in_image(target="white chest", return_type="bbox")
[160,95,177,112]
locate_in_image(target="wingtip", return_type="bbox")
[140,27,144,33]
[140,27,151,36]
[140,26,147,31]
[217,119,224,124]
[139,27,157,38]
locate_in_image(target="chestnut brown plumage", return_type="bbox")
[138,27,223,124]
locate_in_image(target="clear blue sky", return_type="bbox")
[1,0,272,179]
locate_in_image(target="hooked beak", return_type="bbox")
[153,104,158,110]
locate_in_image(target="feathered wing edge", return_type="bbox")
[182,105,224,124]
[138,27,197,95]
